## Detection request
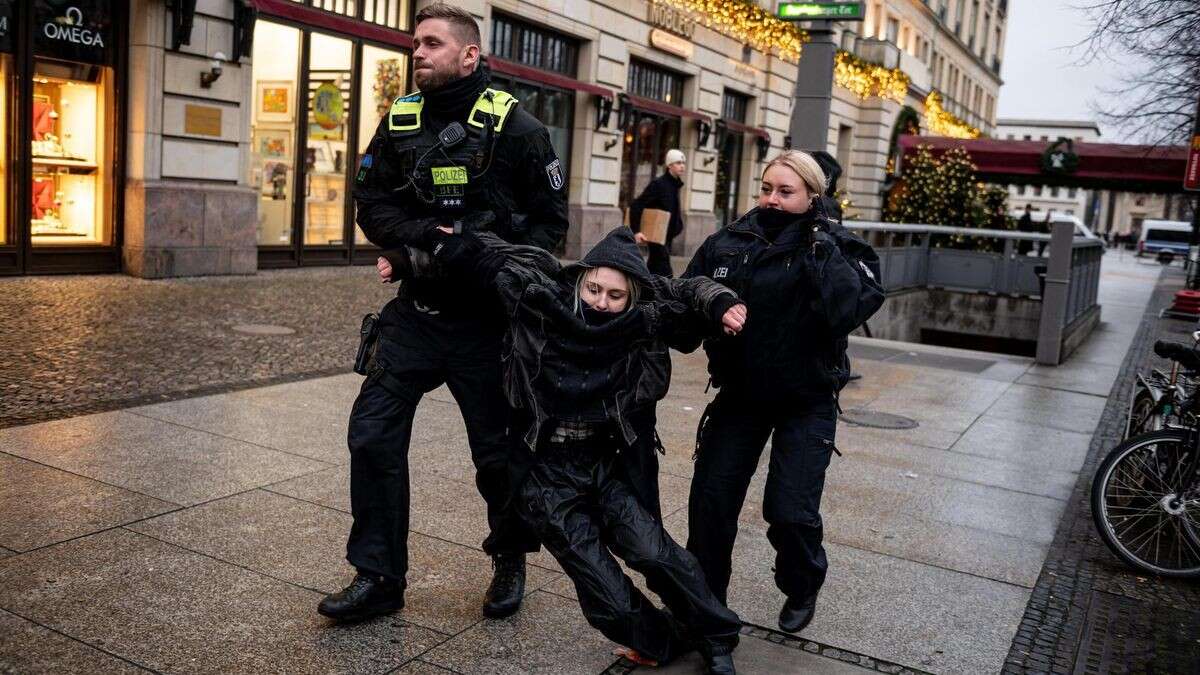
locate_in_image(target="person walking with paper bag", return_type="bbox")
[629,149,686,277]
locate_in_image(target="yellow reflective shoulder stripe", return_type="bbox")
[468,88,518,132]
[388,95,423,132]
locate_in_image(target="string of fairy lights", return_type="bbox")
[924,91,981,139]
[654,0,809,61]
[833,49,910,103]
[650,1,980,144]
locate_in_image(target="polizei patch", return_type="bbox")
[545,159,564,191]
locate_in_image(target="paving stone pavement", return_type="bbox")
[1002,264,1200,675]
[1,253,1189,674]
[0,267,395,429]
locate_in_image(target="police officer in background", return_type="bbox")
[318,2,569,622]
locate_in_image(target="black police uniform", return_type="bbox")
[680,206,884,615]
[346,64,569,587]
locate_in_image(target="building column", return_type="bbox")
[123,0,257,278]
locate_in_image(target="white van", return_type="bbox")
[1047,213,1104,245]
[1138,219,1191,257]
[1009,211,1105,245]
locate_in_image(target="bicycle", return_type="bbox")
[1092,339,1200,577]
[1125,338,1199,439]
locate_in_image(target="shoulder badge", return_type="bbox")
[545,158,564,191]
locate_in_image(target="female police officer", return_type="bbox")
[682,150,884,634]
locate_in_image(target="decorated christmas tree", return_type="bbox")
[884,145,1011,251]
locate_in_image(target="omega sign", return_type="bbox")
[647,0,695,39]
[35,0,113,65]
[44,7,105,47]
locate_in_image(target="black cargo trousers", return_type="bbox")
[517,432,741,664]
[346,298,539,584]
[687,391,838,605]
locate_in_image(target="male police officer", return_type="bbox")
[318,3,568,622]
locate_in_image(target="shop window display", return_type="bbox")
[249,21,301,246]
[30,60,114,245]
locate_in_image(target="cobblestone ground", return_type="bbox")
[0,268,396,429]
[1004,266,1200,674]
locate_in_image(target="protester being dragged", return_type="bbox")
[682,150,885,635]
[380,225,747,674]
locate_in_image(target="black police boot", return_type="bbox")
[778,594,817,633]
[482,552,526,618]
[701,643,737,675]
[317,572,404,622]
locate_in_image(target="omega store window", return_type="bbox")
[1,0,124,275]
[249,0,412,268]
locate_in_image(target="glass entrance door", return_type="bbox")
[251,20,408,268]
[301,32,353,259]
[713,127,744,228]
[619,111,680,213]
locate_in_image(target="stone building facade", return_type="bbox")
[1,0,1008,277]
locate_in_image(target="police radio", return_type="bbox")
[438,122,467,148]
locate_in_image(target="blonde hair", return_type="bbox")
[762,150,827,197]
[573,267,641,315]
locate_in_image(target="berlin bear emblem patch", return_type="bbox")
[545,159,564,191]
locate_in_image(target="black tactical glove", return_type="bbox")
[427,227,482,274]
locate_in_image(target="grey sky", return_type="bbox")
[997,0,1129,140]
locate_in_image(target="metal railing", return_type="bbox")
[844,220,1105,364]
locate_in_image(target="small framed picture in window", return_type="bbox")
[256,81,294,123]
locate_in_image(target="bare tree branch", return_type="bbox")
[1072,0,1199,145]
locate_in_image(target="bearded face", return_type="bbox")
[412,18,478,90]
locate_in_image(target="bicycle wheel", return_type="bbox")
[1126,388,1160,438]
[1091,429,1200,577]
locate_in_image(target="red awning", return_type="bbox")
[621,93,712,124]
[253,0,414,50]
[489,57,613,99]
[722,119,769,140]
[898,135,1191,193]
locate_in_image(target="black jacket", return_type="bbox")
[629,171,685,242]
[354,66,569,318]
[469,228,739,449]
[682,207,885,404]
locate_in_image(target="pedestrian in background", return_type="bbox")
[1017,204,1035,255]
[682,150,884,636]
[629,149,686,277]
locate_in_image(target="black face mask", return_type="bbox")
[757,207,801,230]
[580,303,622,326]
